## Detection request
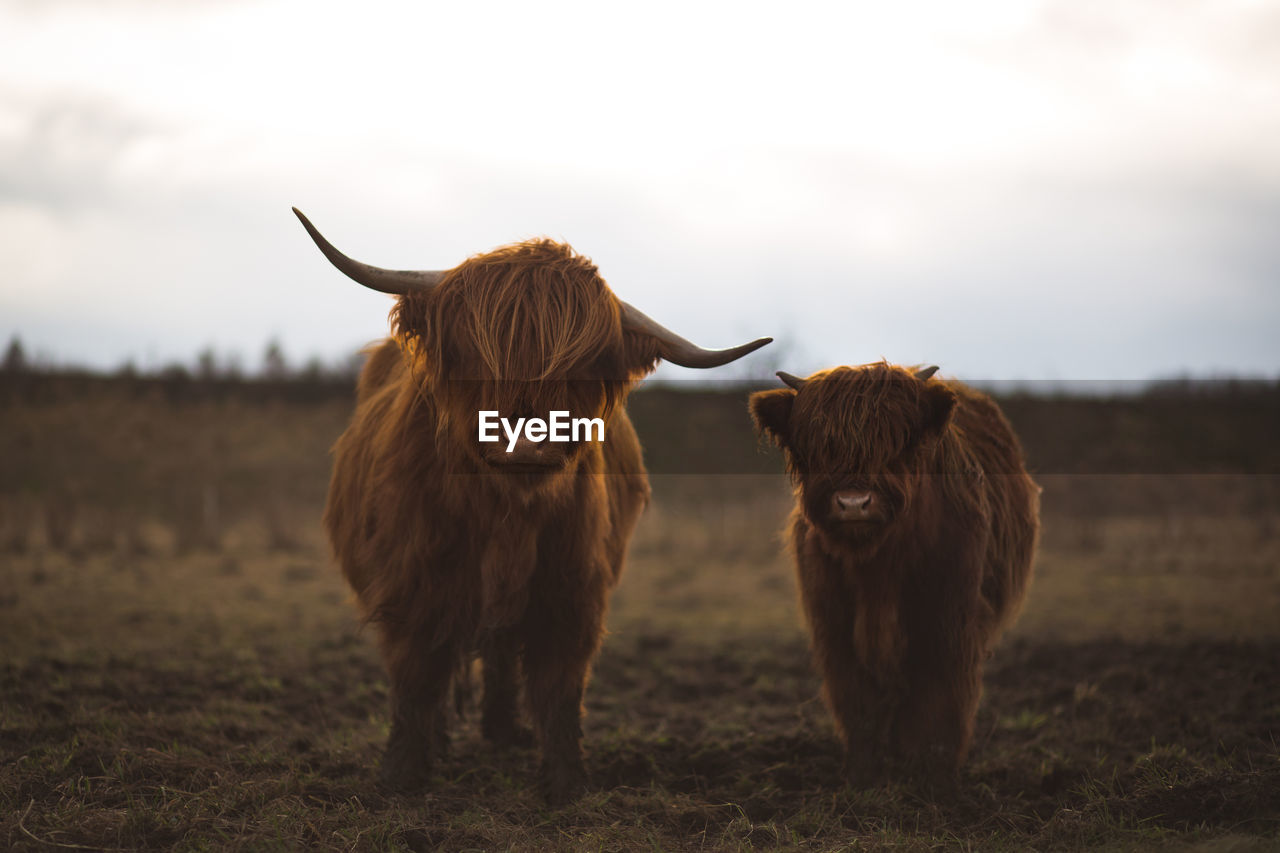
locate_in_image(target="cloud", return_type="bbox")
[0,91,165,213]
[1,0,1278,379]
[3,0,249,13]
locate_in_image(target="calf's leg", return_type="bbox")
[892,641,983,789]
[800,561,897,786]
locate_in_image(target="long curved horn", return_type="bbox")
[914,365,940,381]
[618,301,772,369]
[776,371,807,391]
[292,208,445,295]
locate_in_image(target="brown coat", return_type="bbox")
[750,362,1039,785]
[324,239,658,803]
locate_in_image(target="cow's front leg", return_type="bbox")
[520,567,606,805]
[481,629,533,748]
[377,631,455,791]
[838,669,902,788]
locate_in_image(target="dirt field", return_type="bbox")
[1,375,1278,850]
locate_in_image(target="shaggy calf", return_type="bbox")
[294,209,769,803]
[750,363,1038,786]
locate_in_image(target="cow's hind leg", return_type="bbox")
[481,629,533,748]
[378,631,455,791]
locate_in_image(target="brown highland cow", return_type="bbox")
[750,362,1038,787]
[293,208,769,803]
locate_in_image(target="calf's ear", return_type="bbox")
[918,383,957,440]
[749,389,795,447]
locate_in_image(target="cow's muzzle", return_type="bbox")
[482,436,567,473]
[830,489,886,524]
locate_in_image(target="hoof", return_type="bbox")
[540,762,588,807]
[894,748,960,799]
[842,754,884,790]
[903,767,959,801]
[377,750,432,793]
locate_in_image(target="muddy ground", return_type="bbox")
[1,377,1277,850]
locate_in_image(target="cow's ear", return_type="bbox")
[620,330,663,380]
[749,388,795,447]
[918,383,957,440]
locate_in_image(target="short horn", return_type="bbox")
[915,365,940,381]
[292,208,444,295]
[618,300,771,369]
[776,371,807,391]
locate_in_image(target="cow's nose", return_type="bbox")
[831,489,877,521]
[487,435,563,470]
[505,435,555,463]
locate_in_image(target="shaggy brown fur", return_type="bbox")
[325,239,661,803]
[750,362,1039,787]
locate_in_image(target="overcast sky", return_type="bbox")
[2,0,1278,381]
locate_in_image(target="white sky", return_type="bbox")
[2,0,1278,381]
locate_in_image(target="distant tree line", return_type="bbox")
[2,335,366,383]
[0,335,372,404]
[3,334,1277,403]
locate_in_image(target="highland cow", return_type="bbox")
[293,208,770,803]
[750,362,1038,787]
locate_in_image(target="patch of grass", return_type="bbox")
[2,384,1278,849]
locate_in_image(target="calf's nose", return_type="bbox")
[831,489,877,521]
